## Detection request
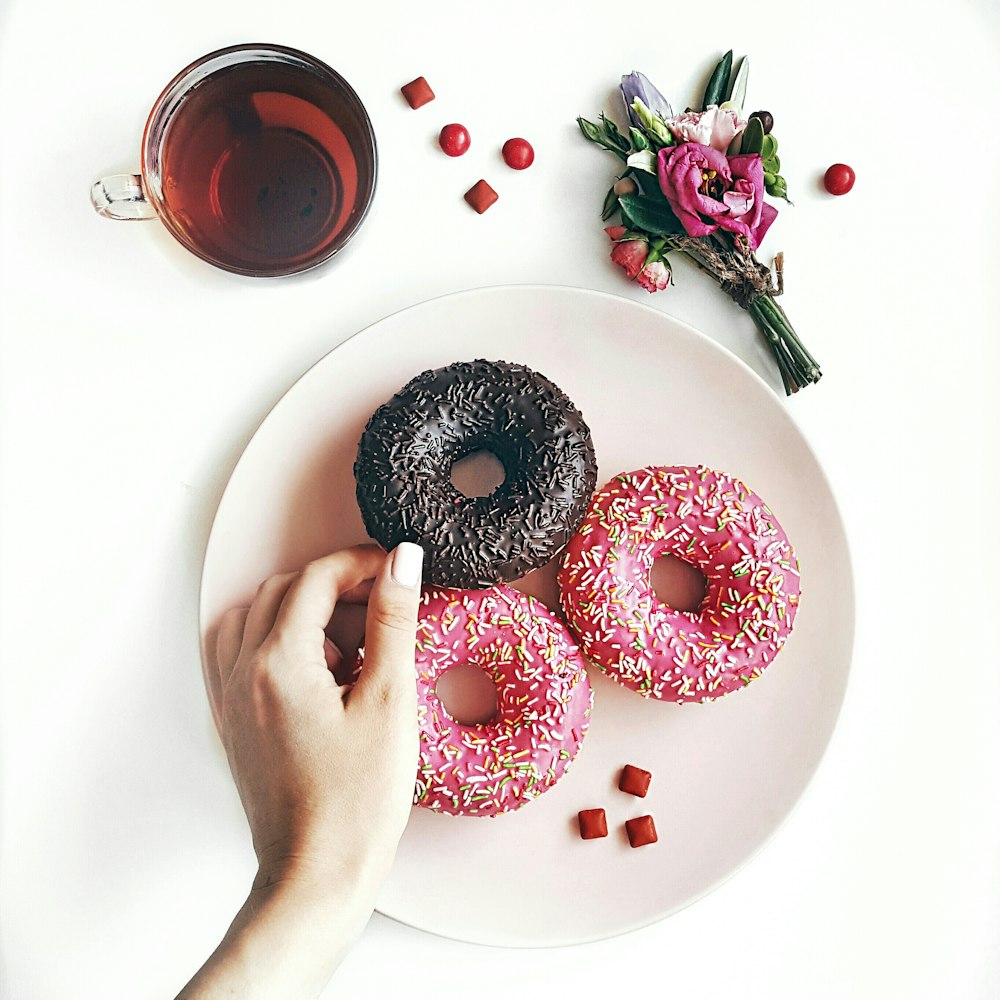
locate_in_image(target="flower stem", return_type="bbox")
[748,296,821,394]
[756,295,821,384]
[674,243,821,395]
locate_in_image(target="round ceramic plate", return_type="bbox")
[199,284,854,947]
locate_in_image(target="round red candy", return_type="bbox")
[824,163,855,196]
[439,124,471,157]
[502,137,534,170]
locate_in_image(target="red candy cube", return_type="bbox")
[625,815,658,848]
[464,179,498,214]
[400,76,435,109]
[619,764,652,798]
[578,809,608,840]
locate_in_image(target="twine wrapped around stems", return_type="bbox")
[672,236,776,308]
[665,235,820,394]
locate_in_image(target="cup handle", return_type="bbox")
[90,174,158,220]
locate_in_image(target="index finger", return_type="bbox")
[271,544,387,638]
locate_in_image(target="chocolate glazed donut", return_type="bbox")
[354,359,598,588]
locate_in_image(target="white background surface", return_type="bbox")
[1,1,997,997]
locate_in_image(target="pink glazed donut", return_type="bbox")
[558,465,800,703]
[359,586,593,817]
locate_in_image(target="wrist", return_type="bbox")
[252,835,397,909]
[252,824,396,909]
[176,870,367,1000]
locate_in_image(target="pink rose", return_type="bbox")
[610,240,647,279]
[606,228,670,292]
[665,106,745,152]
[604,226,670,292]
[636,259,670,293]
[656,143,777,250]
[608,234,648,280]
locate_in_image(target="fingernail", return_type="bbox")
[391,542,424,589]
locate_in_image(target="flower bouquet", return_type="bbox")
[578,52,821,394]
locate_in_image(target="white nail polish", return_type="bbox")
[391,542,424,589]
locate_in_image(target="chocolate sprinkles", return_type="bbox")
[354,360,598,587]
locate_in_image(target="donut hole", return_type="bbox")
[450,449,506,498]
[435,663,500,725]
[651,554,707,613]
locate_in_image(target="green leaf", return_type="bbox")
[725,56,749,113]
[601,114,631,152]
[618,194,685,237]
[577,116,629,160]
[636,172,668,202]
[578,116,603,143]
[601,185,619,221]
[702,50,733,108]
[761,133,778,160]
[741,117,764,155]
[626,150,657,174]
[638,122,671,150]
[629,127,650,151]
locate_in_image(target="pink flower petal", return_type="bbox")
[715,214,752,242]
[666,107,746,152]
[657,143,732,240]
[655,144,779,250]
[636,260,670,292]
[752,201,779,248]
[604,225,627,241]
[610,239,648,279]
[672,207,719,238]
[722,178,754,217]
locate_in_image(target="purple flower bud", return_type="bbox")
[620,71,674,127]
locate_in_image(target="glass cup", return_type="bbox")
[91,44,378,277]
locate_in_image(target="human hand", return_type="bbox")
[180,543,423,999]
[214,542,423,891]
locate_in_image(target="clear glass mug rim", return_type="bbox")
[91,42,379,277]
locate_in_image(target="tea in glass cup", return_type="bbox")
[91,44,377,276]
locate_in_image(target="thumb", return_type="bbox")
[352,542,424,710]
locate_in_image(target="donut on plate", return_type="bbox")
[558,465,800,703]
[354,359,598,588]
[357,585,593,817]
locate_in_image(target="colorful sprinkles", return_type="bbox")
[557,465,800,703]
[361,585,593,818]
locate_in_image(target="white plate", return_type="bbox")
[199,284,854,947]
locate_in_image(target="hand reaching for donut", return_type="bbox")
[177,543,424,1000]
